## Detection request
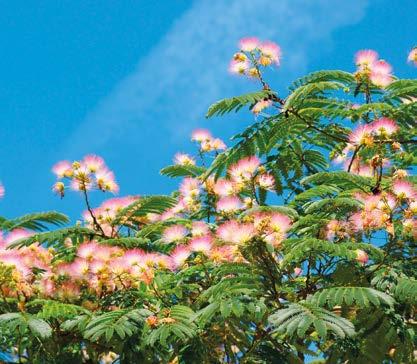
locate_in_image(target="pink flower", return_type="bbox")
[0,182,5,199]
[355,249,369,265]
[82,155,104,173]
[213,179,235,197]
[270,213,292,234]
[4,229,33,246]
[162,225,188,243]
[216,221,255,244]
[190,235,213,254]
[210,138,227,151]
[95,169,119,193]
[170,245,191,268]
[77,241,100,260]
[252,100,272,114]
[348,124,373,145]
[294,267,303,276]
[191,221,210,237]
[370,60,393,88]
[257,174,275,190]
[370,117,398,136]
[174,153,195,166]
[239,37,260,52]
[216,196,243,213]
[229,156,261,181]
[52,160,72,178]
[407,47,417,66]
[259,41,281,65]
[229,59,250,75]
[392,180,417,200]
[355,49,378,69]
[191,129,211,142]
[179,177,201,198]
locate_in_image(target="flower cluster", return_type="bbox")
[354,49,393,87]
[325,180,417,244]
[333,118,400,176]
[191,129,226,153]
[408,47,417,66]
[229,37,281,77]
[83,196,139,236]
[52,155,119,197]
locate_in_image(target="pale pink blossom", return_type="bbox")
[392,180,417,200]
[259,41,281,65]
[370,117,398,136]
[229,59,250,75]
[257,174,275,190]
[252,100,272,114]
[213,179,235,197]
[162,225,188,243]
[239,37,260,52]
[174,153,195,166]
[82,155,105,172]
[191,221,210,237]
[170,245,191,268]
[229,156,261,181]
[348,124,373,145]
[355,49,378,69]
[407,47,417,66]
[355,249,369,264]
[189,235,213,254]
[216,196,243,213]
[191,129,212,142]
[179,177,201,198]
[52,160,72,178]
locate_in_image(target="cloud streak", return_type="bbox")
[66,0,368,158]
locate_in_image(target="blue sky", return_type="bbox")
[0,0,416,220]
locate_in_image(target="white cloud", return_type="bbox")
[65,0,368,157]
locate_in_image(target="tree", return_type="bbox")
[0,38,416,363]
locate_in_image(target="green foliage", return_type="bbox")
[308,287,395,308]
[269,302,355,339]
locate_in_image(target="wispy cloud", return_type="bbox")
[66,0,368,159]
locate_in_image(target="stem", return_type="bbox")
[82,187,106,236]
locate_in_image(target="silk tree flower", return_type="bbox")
[370,60,393,87]
[174,153,195,166]
[200,137,227,152]
[348,124,373,145]
[239,37,260,52]
[228,156,261,182]
[95,169,119,193]
[392,180,417,200]
[258,41,281,66]
[269,213,292,234]
[82,154,105,173]
[355,49,378,70]
[189,235,213,254]
[216,220,255,244]
[370,117,398,136]
[52,182,65,197]
[191,128,212,142]
[52,160,73,178]
[355,249,369,265]
[191,221,210,237]
[170,245,191,268]
[229,59,250,75]
[213,179,236,197]
[294,267,303,276]
[216,196,243,213]
[179,177,201,198]
[252,99,272,114]
[408,47,417,66]
[162,225,188,243]
[256,173,275,190]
